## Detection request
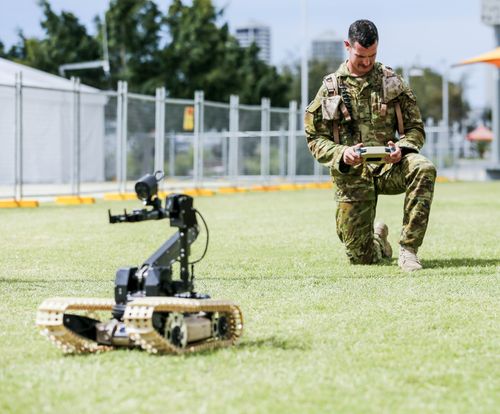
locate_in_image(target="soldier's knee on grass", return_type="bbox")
[349,257,373,265]
[347,251,376,265]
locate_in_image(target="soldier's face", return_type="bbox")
[345,40,378,76]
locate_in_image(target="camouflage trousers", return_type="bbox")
[335,153,436,264]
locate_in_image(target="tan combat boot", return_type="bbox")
[398,246,423,272]
[374,222,392,259]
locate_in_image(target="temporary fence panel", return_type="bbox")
[7,78,471,199]
[126,93,156,184]
[79,90,107,194]
[295,132,316,176]
[164,99,194,180]
[270,108,289,176]
[203,100,230,178]
[421,120,453,171]
[103,92,118,182]
[238,104,262,177]
[22,86,74,195]
[0,85,16,197]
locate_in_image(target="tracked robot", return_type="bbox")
[36,172,243,355]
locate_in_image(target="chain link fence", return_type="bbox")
[1,76,470,199]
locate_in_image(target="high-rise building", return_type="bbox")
[311,31,345,64]
[235,21,271,64]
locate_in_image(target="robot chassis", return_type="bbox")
[36,172,243,355]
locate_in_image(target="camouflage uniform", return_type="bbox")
[305,62,436,264]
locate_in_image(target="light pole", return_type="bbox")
[442,65,449,128]
[481,0,500,168]
[300,0,308,128]
[440,64,450,172]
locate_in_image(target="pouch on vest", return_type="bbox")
[383,73,405,102]
[321,95,341,120]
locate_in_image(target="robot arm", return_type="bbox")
[109,173,202,300]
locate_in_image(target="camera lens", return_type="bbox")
[134,173,162,201]
[135,181,150,201]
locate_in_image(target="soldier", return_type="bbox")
[304,19,436,271]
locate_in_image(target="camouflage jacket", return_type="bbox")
[304,62,425,179]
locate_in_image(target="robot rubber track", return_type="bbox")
[36,297,244,355]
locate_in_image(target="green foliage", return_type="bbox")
[0,0,292,104]
[161,0,290,105]
[395,67,469,125]
[474,140,490,158]
[0,182,499,413]
[284,58,344,104]
[8,1,102,87]
[104,0,163,93]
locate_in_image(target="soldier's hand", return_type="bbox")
[385,141,402,164]
[343,143,364,166]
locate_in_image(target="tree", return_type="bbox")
[13,1,103,87]
[395,67,469,126]
[162,0,291,105]
[283,59,342,105]
[3,0,292,104]
[104,0,163,93]
[3,1,104,87]
[236,43,292,106]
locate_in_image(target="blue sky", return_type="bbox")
[0,0,495,109]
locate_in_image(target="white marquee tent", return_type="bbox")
[0,58,106,185]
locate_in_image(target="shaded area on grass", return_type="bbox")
[423,258,500,269]
[238,336,311,351]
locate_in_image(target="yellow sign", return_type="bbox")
[183,106,194,131]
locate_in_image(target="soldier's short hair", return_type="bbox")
[348,20,378,48]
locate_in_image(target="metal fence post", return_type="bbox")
[438,119,447,170]
[452,122,460,180]
[71,77,81,196]
[122,81,129,192]
[194,90,204,185]
[229,95,239,181]
[169,132,175,178]
[425,118,435,166]
[116,81,128,193]
[14,72,23,200]
[260,97,271,181]
[288,100,298,181]
[279,127,286,177]
[116,81,123,191]
[155,87,166,184]
[222,129,228,176]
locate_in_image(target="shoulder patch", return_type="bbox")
[383,71,405,102]
[381,64,396,77]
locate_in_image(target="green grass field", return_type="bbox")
[0,182,498,414]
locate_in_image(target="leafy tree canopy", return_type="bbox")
[0,0,469,115]
[0,0,293,105]
[395,67,469,126]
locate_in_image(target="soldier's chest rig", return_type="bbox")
[321,66,406,145]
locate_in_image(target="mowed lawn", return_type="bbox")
[0,181,498,414]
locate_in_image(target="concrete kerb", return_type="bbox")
[0,180,335,207]
[0,176,457,207]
